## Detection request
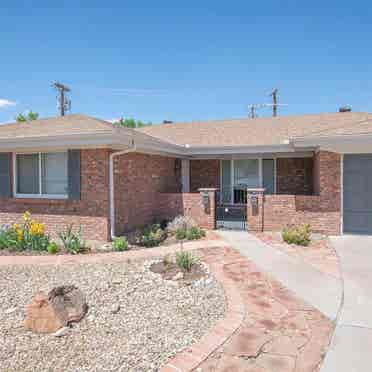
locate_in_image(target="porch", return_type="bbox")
[166,151,341,235]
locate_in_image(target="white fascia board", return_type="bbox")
[0,132,130,152]
[291,135,372,153]
[184,144,305,156]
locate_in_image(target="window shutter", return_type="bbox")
[0,153,11,198]
[68,150,81,200]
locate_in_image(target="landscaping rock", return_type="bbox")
[48,285,88,324]
[5,306,17,314]
[110,303,120,314]
[24,285,87,334]
[53,326,70,337]
[24,292,66,333]
[172,272,184,281]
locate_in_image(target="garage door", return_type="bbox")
[343,154,372,234]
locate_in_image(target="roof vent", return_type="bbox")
[163,120,173,124]
[339,106,352,113]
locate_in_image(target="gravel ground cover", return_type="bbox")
[0,257,226,372]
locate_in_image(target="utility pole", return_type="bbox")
[53,82,71,116]
[269,88,278,117]
[249,104,257,119]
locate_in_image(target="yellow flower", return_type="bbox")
[30,221,45,236]
[23,211,31,222]
[13,223,19,230]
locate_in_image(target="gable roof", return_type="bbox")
[138,112,372,147]
[0,114,184,155]
[0,114,116,139]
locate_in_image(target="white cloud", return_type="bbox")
[0,99,16,108]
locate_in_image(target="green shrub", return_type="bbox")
[135,224,167,247]
[0,225,18,250]
[186,226,206,240]
[176,251,197,272]
[113,236,129,251]
[175,228,187,240]
[58,225,86,254]
[47,242,58,254]
[282,224,311,246]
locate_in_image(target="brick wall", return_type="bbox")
[276,157,313,195]
[0,149,111,241]
[248,151,341,235]
[190,160,220,192]
[158,190,216,230]
[114,153,181,235]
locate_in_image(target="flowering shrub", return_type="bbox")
[0,212,50,251]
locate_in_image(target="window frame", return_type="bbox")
[13,151,68,199]
[219,157,277,204]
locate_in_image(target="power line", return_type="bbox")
[53,82,71,116]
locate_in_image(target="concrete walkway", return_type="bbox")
[321,235,372,372]
[217,230,342,321]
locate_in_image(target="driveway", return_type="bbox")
[321,235,372,372]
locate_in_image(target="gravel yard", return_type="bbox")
[0,257,226,372]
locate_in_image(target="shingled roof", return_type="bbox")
[138,112,372,147]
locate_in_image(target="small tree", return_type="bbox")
[113,118,151,128]
[16,111,39,122]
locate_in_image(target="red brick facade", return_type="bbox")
[247,152,341,235]
[276,157,313,195]
[0,149,111,241]
[0,149,342,242]
[190,160,220,192]
[158,190,216,230]
[113,153,181,235]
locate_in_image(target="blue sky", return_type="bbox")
[1,0,371,124]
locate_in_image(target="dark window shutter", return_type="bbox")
[68,150,81,200]
[0,153,11,198]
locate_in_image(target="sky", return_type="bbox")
[0,0,371,124]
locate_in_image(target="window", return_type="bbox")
[263,159,275,194]
[15,152,68,198]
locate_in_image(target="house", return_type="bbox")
[0,112,371,241]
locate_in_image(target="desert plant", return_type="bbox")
[0,224,18,250]
[113,236,129,251]
[176,250,197,272]
[135,224,167,247]
[282,224,311,246]
[186,226,206,240]
[58,225,85,254]
[175,228,187,240]
[47,242,58,254]
[167,216,197,235]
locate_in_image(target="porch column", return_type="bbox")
[246,188,265,232]
[181,159,190,192]
[197,188,217,230]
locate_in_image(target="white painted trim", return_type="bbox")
[340,153,344,235]
[13,151,68,199]
[109,146,136,240]
[258,158,263,188]
[274,157,277,194]
[231,159,234,203]
[189,151,314,160]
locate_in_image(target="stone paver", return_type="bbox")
[196,246,334,372]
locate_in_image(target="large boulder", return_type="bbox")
[24,285,88,334]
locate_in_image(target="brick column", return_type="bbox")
[197,188,217,230]
[246,188,265,232]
